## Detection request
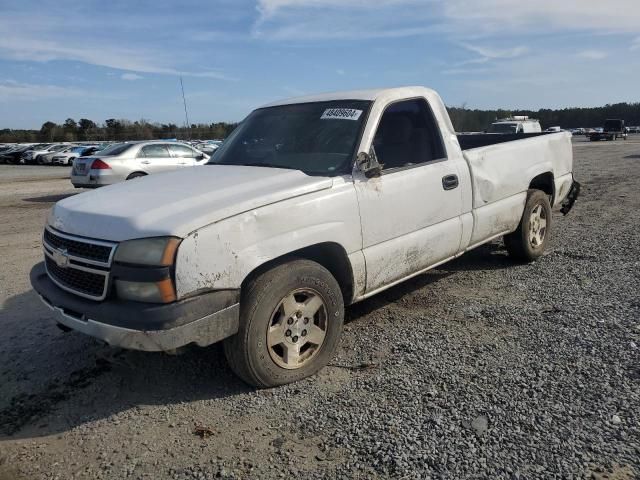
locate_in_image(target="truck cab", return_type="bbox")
[488,116,542,134]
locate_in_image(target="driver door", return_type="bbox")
[354,98,465,293]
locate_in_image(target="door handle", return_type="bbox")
[442,174,459,190]
[141,160,150,165]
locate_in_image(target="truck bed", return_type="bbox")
[461,131,573,209]
[457,132,551,151]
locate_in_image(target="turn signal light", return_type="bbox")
[91,159,111,170]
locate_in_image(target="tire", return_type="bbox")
[504,189,552,262]
[126,172,146,180]
[224,259,344,388]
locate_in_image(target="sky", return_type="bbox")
[1,0,639,129]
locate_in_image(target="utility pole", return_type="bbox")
[180,76,191,140]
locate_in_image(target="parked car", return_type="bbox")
[51,146,100,166]
[544,126,562,133]
[0,145,17,163]
[30,86,579,387]
[24,143,71,164]
[194,142,220,156]
[38,145,75,165]
[70,141,209,188]
[0,144,37,164]
[21,143,53,164]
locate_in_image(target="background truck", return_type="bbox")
[588,119,627,141]
[30,86,580,387]
[487,116,542,134]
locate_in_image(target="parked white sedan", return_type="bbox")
[70,141,209,188]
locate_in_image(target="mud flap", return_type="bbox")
[560,181,581,216]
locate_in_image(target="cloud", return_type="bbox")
[461,44,528,60]
[0,14,231,81]
[121,73,143,81]
[441,1,640,35]
[257,0,417,18]
[253,0,435,40]
[254,0,640,41]
[442,67,494,76]
[577,50,608,60]
[0,79,85,101]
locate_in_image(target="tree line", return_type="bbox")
[0,118,238,143]
[448,102,640,132]
[2,102,640,143]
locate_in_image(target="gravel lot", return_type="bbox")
[1,138,639,480]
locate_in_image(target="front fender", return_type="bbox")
[174,180,362,298]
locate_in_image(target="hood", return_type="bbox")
[48,165,333,241]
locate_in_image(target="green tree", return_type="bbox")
[78,118,97,140]
[63,118,78,141]
[40,121,58,141]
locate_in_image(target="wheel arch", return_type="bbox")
[529,172,555,204]
[126,171,148,179]
[241,242,355,305]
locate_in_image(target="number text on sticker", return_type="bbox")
[321,108,363,121]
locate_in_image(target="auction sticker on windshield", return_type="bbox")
[321,108,363,121]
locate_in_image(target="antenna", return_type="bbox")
[180,76,191,139]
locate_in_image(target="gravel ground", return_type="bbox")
[0,138,639,480]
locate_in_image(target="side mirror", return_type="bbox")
[196,153,205,160]
[356,148,382,178]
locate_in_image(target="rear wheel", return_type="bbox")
[504,189,552,262]
[224,259,344,388]
[126,172,146,180]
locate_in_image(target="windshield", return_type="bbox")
[96,143,133,156]
[488,123,518,134]
[208,100,371,176]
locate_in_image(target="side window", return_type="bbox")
[168,144,196,158]
[373,98,446,171]
[139,144,170,158]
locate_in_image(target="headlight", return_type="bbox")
[115,279,176,303]
[114,237,181,266]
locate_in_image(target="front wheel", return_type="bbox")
[224,259,344,388]
[504,189,552,262]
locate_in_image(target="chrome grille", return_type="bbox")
[43,227,117,300]
[45,256,106,298]
[44,228,112,263]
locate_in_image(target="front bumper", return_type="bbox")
[30,262,240,351]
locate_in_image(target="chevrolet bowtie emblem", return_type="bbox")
[52,248,70,268]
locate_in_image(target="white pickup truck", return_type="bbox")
[30,87,580,387]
